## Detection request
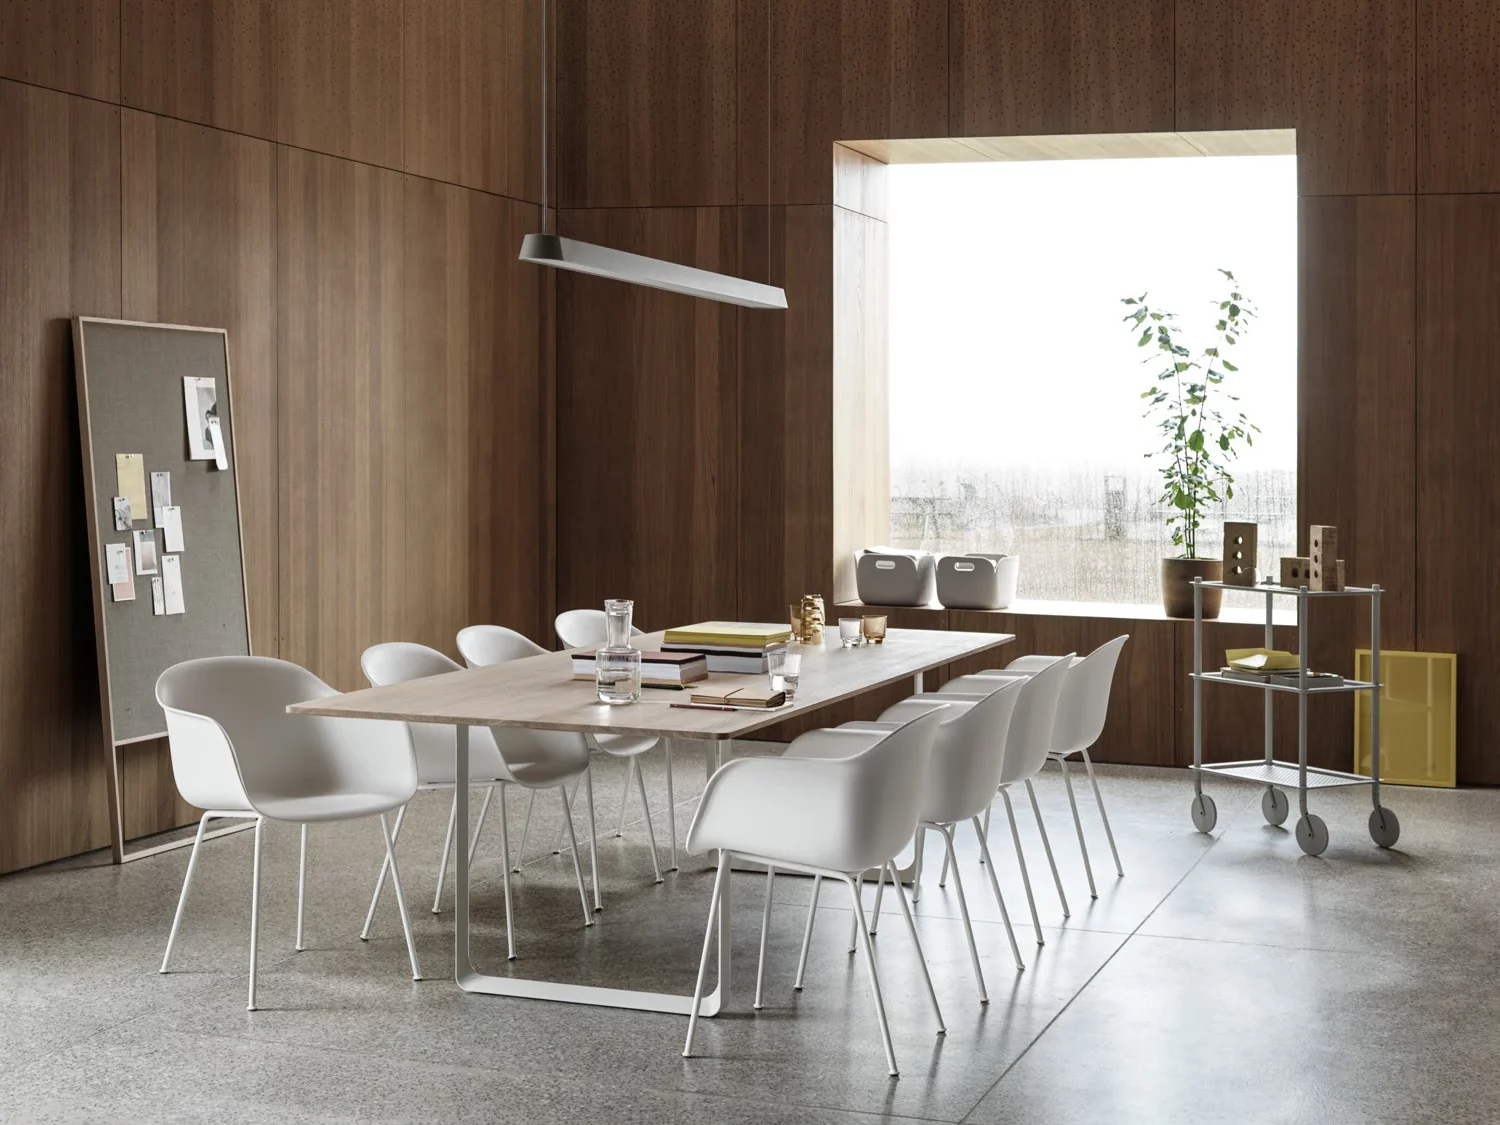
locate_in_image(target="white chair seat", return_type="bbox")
[594,734,657,756]
[255,792,406,824]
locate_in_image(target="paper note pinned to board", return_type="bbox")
[105,542,130,585]
[109,546,136,602]
[112,496,132,531]
[115,454,147,521]
[162,506,184,553]
[151,472,171,526]
[207,416,228,471]
[151,577,165,615]
[161,554,185,615]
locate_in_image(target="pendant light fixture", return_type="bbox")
[517,0,788,310]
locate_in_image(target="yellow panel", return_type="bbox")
[1354,650,1457,788]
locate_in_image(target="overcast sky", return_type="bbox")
[888,154,1298,476]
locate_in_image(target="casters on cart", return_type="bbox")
[1190,793,1218,834]
[1295,813,1329,856]
[1261,786,1289,827]
[1369,807,1401,849]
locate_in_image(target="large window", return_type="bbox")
[887,155,1297,607]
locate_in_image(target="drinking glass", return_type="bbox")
[768,650,801,698]
[596,598,641,704]
[861,614,888,644]
[838,618,863,648]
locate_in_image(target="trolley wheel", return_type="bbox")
[1295,813,1329,857]
[1261,786,1289,827]
[1369,807,1400,849]
[1190,793,1218,834]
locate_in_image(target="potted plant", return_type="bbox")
[1123,270,1259,619]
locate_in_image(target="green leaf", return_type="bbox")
[1138,330,1152,346]
[1121,297,1138,305]
[1222,360,1238,371]
[1188,429,1205,452]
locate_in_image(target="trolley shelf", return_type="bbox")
[1191,672,1380,695]
[1190,580,1382,598]
[1191,759,1373,790]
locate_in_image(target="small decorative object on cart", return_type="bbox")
[793,594,825,644]
[595,598,642,704]
[860,614,888,644]
[1222,522,1258,586]
[1279,556,1311,587]
[1308,524,1343,591]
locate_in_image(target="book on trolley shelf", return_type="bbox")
[661,621,791,672]
[570,649,708,689]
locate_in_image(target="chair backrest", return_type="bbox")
[456,624,548,668]
[995,654,1073,785]
[918,677,1026,825]
[156,656,418,813]
[1051,635,1128,755]
[840,705,951,871]
[554,608,644,649]
[940,671,1025,695]
[361,642,506,783]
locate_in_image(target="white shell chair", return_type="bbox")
[156,656,423,1010]
[456,624,603,911]
[683,707,952,1077]
[360,642,593,961]
[937,655,1076,944]
[943,635,1129,898]
[554,609,672,880]
[823,676,1031,1001]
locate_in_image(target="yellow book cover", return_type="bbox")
[1225,647,1299,671]
[663,621,792,647]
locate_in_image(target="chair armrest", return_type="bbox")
[685,753,872,859]
[1004,655,1083,672]
[780,726,888,761]
[876,697,976,724]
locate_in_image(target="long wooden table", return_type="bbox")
[288,627,1014,1015]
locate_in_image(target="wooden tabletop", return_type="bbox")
[287,628,1015,739]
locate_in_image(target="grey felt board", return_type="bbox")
[79,320,250,743]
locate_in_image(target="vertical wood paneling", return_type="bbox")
[402,179,545,653]
[1418,0,1500,193]
[277,147,405,691]
[1175,0,1296,132]
[275,0,402,169]
[0,81,120,873]
[555,207,739,631]
[1070,0,1174,134]
[0,0,118,101]
[557,0,736,208]
[1417,194,1500,784]
[121,0,275,138]
[1297,0,1415,195]
[121,110,280,661]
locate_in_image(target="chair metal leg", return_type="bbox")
[497,786,517,961]
[665,739,678,871]
[844,875,899,1077]
[550,778,574,855]
[754,866,775,1009]
[1025,778,1070,918]
[938,824,987,1003]
[247,816,263,1011]
[468,785,494,866]
[1059,756,1098,898]
[794,874,821,991]
[973,815,1025,971]
[886,861,946,1033]
[910,830,925,903]
[513,788,537,872]
[360,803,405,941]
[634,754,664,884]
[1001,788,1044,945]
[684,852,731,1058]
[848,873,863,953]
[558,784,594,928]
[616,758,634,837]
[868,862,887,935]
[295,823,308,951]
[432,788,460,914]
[583,763,602,912]
[160,813,212,973]
[938,846,950,887]
[1082,749,1124,877]
[379,812,423,981]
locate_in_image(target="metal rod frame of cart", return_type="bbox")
[1187,577,1400,854]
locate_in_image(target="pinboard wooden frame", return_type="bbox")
[73,317,256,864]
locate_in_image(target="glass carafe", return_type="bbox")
[595,598,642,704]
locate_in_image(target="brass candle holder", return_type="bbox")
[791,594,825,644]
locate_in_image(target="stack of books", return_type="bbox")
[570,650,708,689]
[661,622,792,673]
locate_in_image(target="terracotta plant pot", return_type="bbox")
[1161,557,1223,619]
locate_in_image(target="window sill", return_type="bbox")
[838,597,1297,628]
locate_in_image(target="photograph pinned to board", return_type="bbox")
[112,495,132,531]
[133,529,159,575]
[161,505,184,553]
[150,471,171,526]
[108,546,136,602]
[183,376,219,462]
[151,577,165,616]
[115,453,147,519]
[161,554,185,615]
[207,416,228,470]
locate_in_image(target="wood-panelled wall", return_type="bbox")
[0,0,547,874]
[552,0,1500,784]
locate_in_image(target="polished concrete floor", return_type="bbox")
[2,747,1496,1124]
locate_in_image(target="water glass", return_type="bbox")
[838,618,863,648]
[768,650,801,698]
[861,614,888,644]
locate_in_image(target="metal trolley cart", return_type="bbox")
[1187,577,1400,856]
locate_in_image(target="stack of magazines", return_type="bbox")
[570,649,708,689]
[662,621,791,673]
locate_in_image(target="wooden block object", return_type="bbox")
[1223,521,1258,586]
[1308,525,1342,590]
[1281,556,1311,587]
